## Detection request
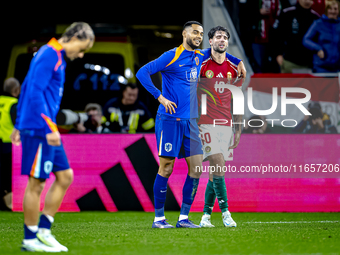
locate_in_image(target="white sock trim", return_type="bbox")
[23,238,38,244]
[38,228,51,235]
[45,214,54,223]
[179,214,188,221]
[26,225,38,233]
[154,216,166,222]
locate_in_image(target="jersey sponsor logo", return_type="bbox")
[179,64,185,67]
[216,72,224,78]
[205,70,214,78]
[165,143,172,152]
[186,67,198,82]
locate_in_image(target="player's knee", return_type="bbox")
[56,169,74,189]
[190,170,202,179]
[159,162,174,178]
[208,154,225,175]
[208,153,224,165]
[27,177,46,195]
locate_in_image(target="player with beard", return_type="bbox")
[197,26,243,228]
[137,21,246,228]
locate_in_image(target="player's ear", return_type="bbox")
[209,38,212,46]
[68,36,78,43]
[182,29,187,38]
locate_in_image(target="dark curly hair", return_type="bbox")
[208,26,230,40]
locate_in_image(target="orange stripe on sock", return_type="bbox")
[41,113,58,132]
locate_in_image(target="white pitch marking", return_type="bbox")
[243,221,338,224]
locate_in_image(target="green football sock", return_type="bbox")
[213,175,228,213]
[203,180,216,215]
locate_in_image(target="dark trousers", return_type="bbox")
[0,141,12,210]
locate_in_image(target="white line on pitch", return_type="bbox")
[243,221,339,224]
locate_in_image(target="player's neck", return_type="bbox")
[58,38,66,49]
[211,51,225,64]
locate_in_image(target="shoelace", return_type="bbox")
[161,219,170,224]
[182,219,195,224]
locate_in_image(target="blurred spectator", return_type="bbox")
[293,102,321,133]
[303,0,340,73]
[103,83,155,133]
[311,0,326,16]
[74,103,111,134]
[281,0,298,9]
[308,107,338,133]
[248,0,281,73]
[243,115,272,134]
[279,0,326,15]
[272,0,320,73]
[293,102,337,133]
[0,77,21,210]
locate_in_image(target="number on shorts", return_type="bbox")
[201,132,211,145]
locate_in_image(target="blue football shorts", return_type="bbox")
[20,131,70,179]
[155,113,203,159]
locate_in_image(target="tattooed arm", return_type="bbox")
[229,95,243,149]
[229,114,243,150]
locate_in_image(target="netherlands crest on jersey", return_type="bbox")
[205,70,214,79]
[195,56,199,66]
[165,143,172,152]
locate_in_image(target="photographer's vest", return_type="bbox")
[0,96,17,143]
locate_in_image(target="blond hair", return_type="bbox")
[325,0,340,15]
[61,22,95,42]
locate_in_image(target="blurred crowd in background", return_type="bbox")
[231,0,340,74]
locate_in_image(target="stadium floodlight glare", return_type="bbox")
[125,68,133,79]
[84,63,111,75]
[118,75,128,84]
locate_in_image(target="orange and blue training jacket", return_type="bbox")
[15,38,66,137]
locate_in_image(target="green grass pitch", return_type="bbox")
[0,211,339,254]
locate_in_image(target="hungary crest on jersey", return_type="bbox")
[205,70,214,78]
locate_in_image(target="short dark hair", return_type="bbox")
[183,21,203,31]
[3,77,20,93]
[308,102,321,111]
[208,26,230,40]
[310,107,323,120]
[124,83,138,90]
